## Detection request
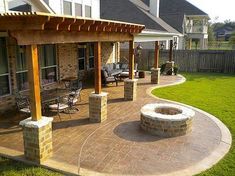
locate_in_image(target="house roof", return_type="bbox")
[158,0,209,33]
[8,0,54,13]
[100,0,179,35]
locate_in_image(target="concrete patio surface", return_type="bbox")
[0,74,231,176]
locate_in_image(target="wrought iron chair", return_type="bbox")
[15,94,31,119]
[70,80,82,102]
[49,95,78,120]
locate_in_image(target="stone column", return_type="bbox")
[19,117,53,164]
[151,41,160,84]
[124,79,138,101]
[89,92,108,123]
[165,61,175,75]
[151,68,161,84]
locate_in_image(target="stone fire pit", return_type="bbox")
[140,103,195,137]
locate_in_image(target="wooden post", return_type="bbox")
[94,42,101,94]
[129,40,134,80]
[154,41,159,68]
[169,40,173,62]
[26,45,42,121]
[189,39,192,50]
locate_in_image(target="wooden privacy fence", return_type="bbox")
[120,49,235,73]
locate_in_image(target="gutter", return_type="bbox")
[140,30,184,37]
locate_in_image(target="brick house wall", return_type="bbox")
[0,39,117,114]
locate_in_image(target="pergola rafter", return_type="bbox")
[0,12,144,45]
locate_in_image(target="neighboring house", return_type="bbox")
[159,0,210,49]
[215,26,235,41]
[100,0,181,50]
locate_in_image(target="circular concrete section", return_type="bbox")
[140,103,195,137]
[78,75,231,176]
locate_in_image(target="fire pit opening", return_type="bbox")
[140,103,195,138]
[155,107,182,115]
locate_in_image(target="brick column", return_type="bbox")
[19,117,53,164]
[89,92,108,123]
[151,68,161,84]
[89,42,108,123]
[124,79,138,101]
[151,41,160,84]
[165,61,175,75]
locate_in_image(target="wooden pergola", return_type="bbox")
[0,12,145,122]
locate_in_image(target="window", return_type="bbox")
[75,3,82,17]
[39,45,57,85]
[0,38,10,96]
[85,5,91,18]
[78,45,86,70]
[16,46,28,91]
[63,0,72,15]
[88,44,94,68]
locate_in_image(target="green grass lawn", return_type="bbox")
[0,157,61,176]
[152,72,235,176]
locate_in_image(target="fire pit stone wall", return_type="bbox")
[140,103,195,137]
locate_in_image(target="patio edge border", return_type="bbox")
[0,146,78,176]
[146,74,232,176]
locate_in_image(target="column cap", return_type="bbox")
[90,92,108,97]
[19,117,53,128]
[124,78,138,83]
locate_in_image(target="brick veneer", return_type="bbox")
[124,79,138,101]
[101,42,112,64]
[89,92,108,123]
[57,43,78,80]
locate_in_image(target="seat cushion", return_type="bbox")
[20,108,30,113]
[120,72,129,77]
[49,103,68,110]
[63,97,78,104]
[121,63,128,70]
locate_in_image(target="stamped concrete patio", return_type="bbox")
[0,74,231,176]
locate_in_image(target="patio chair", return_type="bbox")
[49,95,78,120]
[101,69,118,86]
[15,95,31,119]
[70,80,82,102]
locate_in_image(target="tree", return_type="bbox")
[208,22,215,42]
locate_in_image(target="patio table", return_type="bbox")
[61,77,78,88]
[41,88,70,104]
[21,88,70,107]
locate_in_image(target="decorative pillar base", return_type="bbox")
[19,117,53,164]
[151,68,161,84]
[124,79,138,101]
[89,92,108,123]
[165,61,175,75]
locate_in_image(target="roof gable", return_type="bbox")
[100,0,179,34]
[159,0,208,33]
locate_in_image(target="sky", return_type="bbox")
[187,0,235,22]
